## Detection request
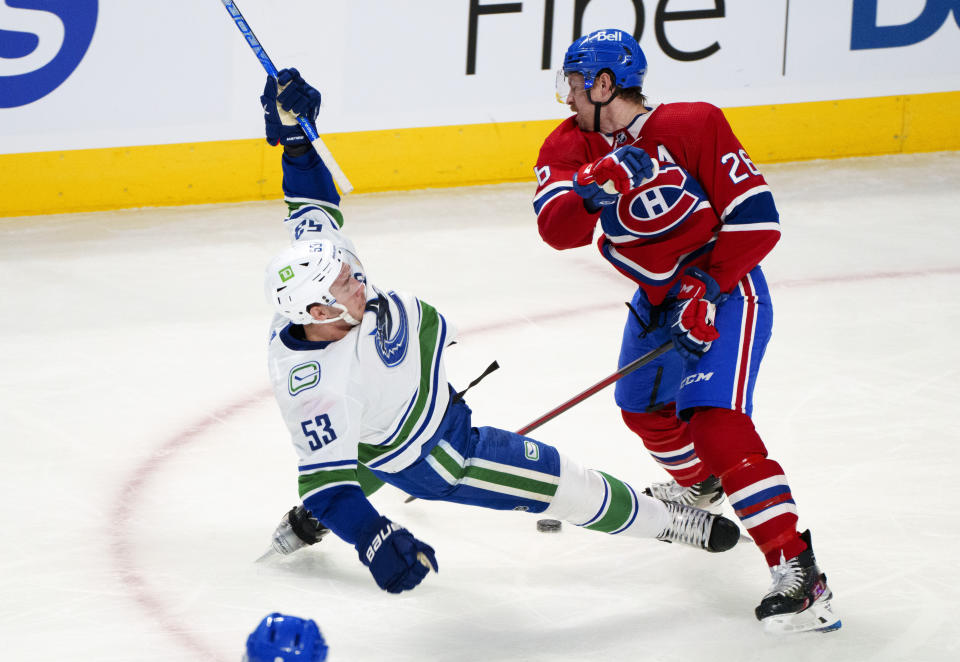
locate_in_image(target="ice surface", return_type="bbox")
[1,152,958,661]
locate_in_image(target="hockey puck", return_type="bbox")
[536,518,562,533]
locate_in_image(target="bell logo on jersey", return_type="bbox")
[609,164,709,239]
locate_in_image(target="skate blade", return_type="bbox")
[761,598,841,634]
[254,546,279,563]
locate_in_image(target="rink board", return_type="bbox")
[1,90,957,217]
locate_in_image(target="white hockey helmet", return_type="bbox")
[265,240,362,326]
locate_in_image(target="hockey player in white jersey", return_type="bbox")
[259,68,740,595]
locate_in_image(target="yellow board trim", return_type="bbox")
[2,91,957,217]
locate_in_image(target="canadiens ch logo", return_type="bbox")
[368,292,409,367]
[603,163,710,240]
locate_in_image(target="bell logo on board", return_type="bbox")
[0,0,98,108]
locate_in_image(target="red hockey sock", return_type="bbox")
[688,408,807,566]
[622,405,712,486]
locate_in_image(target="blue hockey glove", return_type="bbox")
[572,146,655,212]
[670,267,726,361]
[260,68,321,146]
[356,516,438,594]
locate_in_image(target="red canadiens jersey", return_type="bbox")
[533,102,780,304]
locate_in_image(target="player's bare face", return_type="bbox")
[565,74,594,131]
[329,262,366,320]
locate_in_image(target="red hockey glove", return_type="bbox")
[670,267,726,361]
[572,146,655,212]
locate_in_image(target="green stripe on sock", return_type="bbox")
[298,468,358,498]
[463,465,559,497]
[584,472,636,533]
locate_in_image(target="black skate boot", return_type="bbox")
[644,475,726,515]
[270,505,329,555]
[655,500,740,552]
[755,530,841,633]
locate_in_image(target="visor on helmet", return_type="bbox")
[556,69,570,103]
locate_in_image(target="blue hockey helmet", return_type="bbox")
[562,29,646,91]
[244,613,328,662]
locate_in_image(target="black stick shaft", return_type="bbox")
[404,341,673,503]
[516,341,673,435]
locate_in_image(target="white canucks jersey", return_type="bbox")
[267,197,456,505]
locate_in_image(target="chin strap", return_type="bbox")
[311,302,362,327]
[589,86,620,132]
[335,304,362,326]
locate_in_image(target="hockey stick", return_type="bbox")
[403,341,673,502]
[219,0,354,194]
[515,341,673,435]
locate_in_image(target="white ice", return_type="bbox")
[1,152,959,662]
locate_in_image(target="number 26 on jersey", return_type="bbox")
[721,149,761,184]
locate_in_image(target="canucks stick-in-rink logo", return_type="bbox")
[288,361,320,396]
[524,440,540,461]
[0,1,98,108]
[369,292,409,368]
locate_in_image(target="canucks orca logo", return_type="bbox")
[0,1,99,108]
[368,292,409,367]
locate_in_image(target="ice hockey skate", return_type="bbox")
[644,475,726,514]
[755,530,841,633]
[257,505,330,561]
[655,500,739,552]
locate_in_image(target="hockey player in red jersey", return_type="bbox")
[533,29,840,634]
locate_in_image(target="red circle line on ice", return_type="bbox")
[107,265,960,659]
